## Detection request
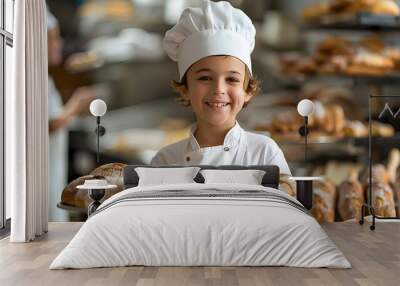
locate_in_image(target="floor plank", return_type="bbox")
[0,221,399,286]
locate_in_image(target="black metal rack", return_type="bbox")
[359,95,400,230]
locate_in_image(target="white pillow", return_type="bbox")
[135,167,200,186]
[200,169,266,185]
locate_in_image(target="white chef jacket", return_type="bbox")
[48,76,68,222]
[151,122,291,175]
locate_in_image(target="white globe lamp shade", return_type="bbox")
[297,99,315,117]
[90,99,107,117]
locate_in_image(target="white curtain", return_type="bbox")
[7,0,49,242]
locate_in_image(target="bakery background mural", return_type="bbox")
[46,0,400,222]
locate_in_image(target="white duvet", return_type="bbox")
[50,183,351,269]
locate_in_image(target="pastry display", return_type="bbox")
[343,120,395,138]
[309,161,363,222]
[254,81,396,142]
[360,163,397,217]
[268,102,343,136]
[302,0,400,23]
[299,84,357,118]
[306,152,400,221]
[312,162,361,222]
[255,100,373,141]
[280,35,400,76]
[296,1,400,222]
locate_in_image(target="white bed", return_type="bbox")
[50,183,351,269]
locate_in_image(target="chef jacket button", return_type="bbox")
[224,147,230,152]
[185,156,191,162]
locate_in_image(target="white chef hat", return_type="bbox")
[163,0,256,80]
[47,9,58,30]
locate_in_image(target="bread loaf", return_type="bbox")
[361,164,396,217]
[368,0,400,16]
[311,179,336,222]
[61,163,127,209]
[337,168,364,221]
[387,149,400,216]
[279,174,296,197]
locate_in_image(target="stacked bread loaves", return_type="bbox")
[258,101,346,139]
[302,0,400,23]
[308,151,400,222]
[281,35,400,76]
[360,157,397,217]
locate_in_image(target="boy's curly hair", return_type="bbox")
[171,67,261,108]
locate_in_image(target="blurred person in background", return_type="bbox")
[47,9,95,221]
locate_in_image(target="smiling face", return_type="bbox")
[179,56,253,129]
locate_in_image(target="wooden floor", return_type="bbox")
[0,221,399,286]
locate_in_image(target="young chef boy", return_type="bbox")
[151,0,291,175]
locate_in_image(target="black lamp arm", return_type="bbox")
[94,116,106,164]
[304,116,308,162]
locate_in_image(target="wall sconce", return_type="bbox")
[290,99,321,210]
[297,99,314,161]
[89,99,107,163]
